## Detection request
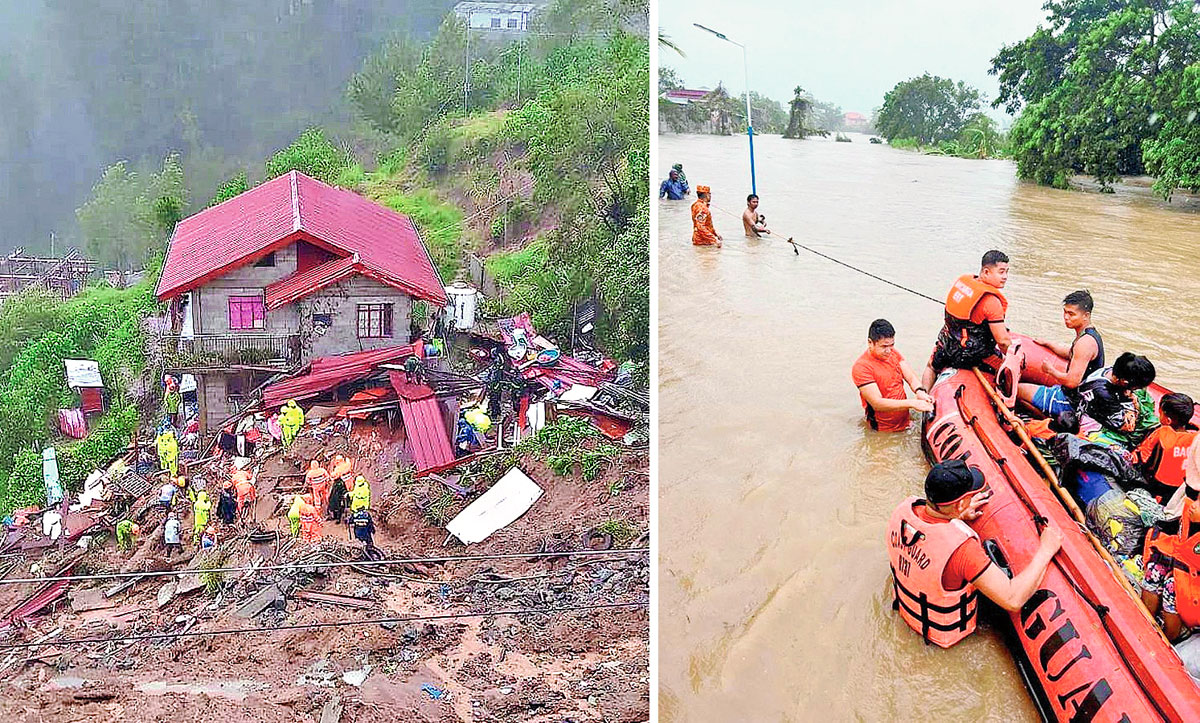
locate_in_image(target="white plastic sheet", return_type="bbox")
[446,468,543,545]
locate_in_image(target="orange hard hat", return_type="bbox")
[176,477,186,487]
[310,460,319,469]
[131,524,141,535]
[205,525,216,535]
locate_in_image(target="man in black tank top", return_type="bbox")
[1017,290,1104,416]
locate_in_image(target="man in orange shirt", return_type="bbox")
[691,186,722,247]
[921,250,1013,391]
[852,319,932,432]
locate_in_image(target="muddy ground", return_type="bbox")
[0,421,649,722]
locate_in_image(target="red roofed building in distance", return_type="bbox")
[155,170,447,433]
[843,111,869,130]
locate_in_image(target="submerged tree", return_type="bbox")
[783,85,828,138]
[876,73,981,145]
[992,0,1200,195]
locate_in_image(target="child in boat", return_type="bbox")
[1075,352,1158,445]
[1027,409,1081,441]
[1132,393,1198,504]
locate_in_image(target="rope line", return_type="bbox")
[709,204,942,304]
[0,601,648,651]
[0,548,649,586]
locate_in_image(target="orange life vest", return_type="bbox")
[1170,500,1200,628]
[945,274,1008,322]
[939,275,1008,364]
[887,496,980,648]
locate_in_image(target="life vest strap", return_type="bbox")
[891,568,978,645]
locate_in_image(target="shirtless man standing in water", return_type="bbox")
[742,194,771,237]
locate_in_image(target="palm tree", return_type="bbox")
[658,29,685,57]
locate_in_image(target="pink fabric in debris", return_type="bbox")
[58,409,87,439]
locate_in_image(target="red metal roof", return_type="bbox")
[388,372,455,472]
[262,342,420,408]
[156,171,447,306]
[264,255,359,310]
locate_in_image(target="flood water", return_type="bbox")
[656,132,1200,721]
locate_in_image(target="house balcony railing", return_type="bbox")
[156,333,301,369]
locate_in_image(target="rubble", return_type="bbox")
[0,308,648,722]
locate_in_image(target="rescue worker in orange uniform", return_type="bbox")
[691,186,722,248]
[887,460,1062,648]
[306,460,332,515]
[233,468,257,521]
[921,250,1013,392]
[299,493,322,542]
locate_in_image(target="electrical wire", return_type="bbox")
[708,204,942,304]
[0,548,649,586]
[0,601,648,651]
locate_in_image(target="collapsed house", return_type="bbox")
[153,170,449,437]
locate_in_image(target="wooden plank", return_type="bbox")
[294,589,375,609]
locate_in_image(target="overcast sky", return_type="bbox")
[659,0,1049,119]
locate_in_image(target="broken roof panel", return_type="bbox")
[156,171,447,306]
[388,372,455,472]
[262,342,420,408]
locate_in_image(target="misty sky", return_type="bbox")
[659,0,1049,118]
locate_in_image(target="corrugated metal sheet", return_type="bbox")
[262,342,419,408]
[388,372,455,472]
[264,255,359,310]
[156,171,447,306]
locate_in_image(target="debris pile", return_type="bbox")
[0,313,648,721]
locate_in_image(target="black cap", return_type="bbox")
[925,460,985,505]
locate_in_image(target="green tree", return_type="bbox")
[876,73,982,145]
[783,86,823,139]
[77,153,186,274]
[991,0,1200,193]
[209,171,249,207]
[265,128,352,185]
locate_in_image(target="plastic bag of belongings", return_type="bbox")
[1085,488,1146,558]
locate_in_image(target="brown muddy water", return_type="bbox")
[657,131,1200,721]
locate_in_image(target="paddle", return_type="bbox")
[972,368,1166,639]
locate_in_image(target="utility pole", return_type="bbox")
[516,41,521,105]
[464,11,471,112]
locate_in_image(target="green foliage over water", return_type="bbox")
[876,74,982,146]
[992,0,1200,197]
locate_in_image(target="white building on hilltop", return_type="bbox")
[453,1,538,32]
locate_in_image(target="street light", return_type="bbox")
[693,22,756,195]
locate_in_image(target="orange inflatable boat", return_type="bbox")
[924,335,1200,721]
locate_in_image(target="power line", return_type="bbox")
[0,548,649,586]
[0,601,648,651]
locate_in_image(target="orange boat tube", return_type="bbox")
[925,364,1200,721]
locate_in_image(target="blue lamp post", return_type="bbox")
[694,22,756,195]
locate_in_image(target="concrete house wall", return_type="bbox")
[189,243,418,434]
[299,276,414,360]
[192,244,298,336]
